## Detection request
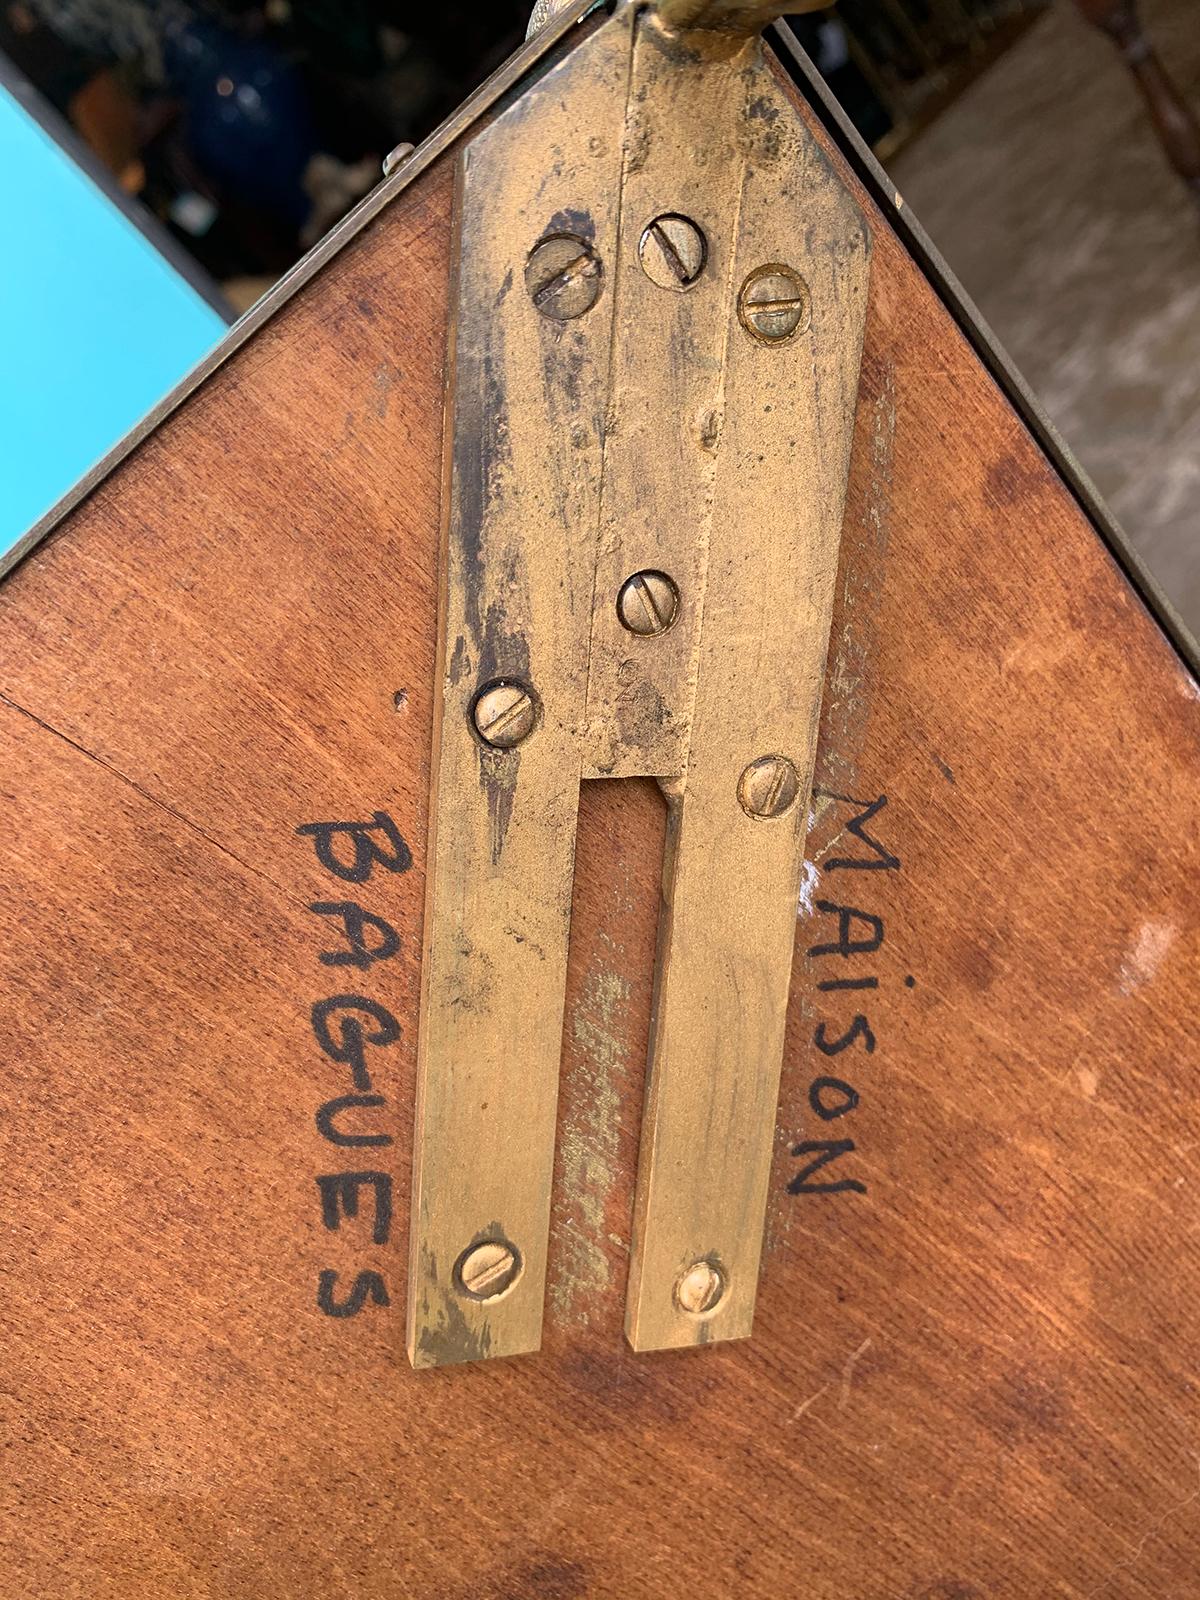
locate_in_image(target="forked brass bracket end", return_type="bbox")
[409,2,870,1369]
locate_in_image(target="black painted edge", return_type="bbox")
[770,21,1200,680]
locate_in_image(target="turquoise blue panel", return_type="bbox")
[0,86,226,551]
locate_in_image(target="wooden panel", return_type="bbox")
[1,41,1198,1600]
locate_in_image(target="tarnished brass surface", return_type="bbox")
[655,0,827,32]
[624,33,870,1351]
[411,3,870,1368]
[407,19,629,1370]
[579,20,748,781]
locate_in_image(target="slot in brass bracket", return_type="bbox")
[408,0,870,1369]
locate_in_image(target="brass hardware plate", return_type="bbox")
[409,0,870,1369]
[655,0,827,33]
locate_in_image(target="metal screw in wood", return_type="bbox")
[455,1240,522,1301]
[639,214,707,290]
[675,1260,726,1315]
[617,570,680,636]
[472,682,538,748]
[738,754,800,818]
[737,263,811,344]
[381,141,415,178]
[525,234,603,320]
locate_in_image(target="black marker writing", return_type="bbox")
[297,811,412,883]
[317,1269,391,1318]
[792,794,902,1200]
[310,901,401,970]
[316,1094,393,1148]
[311,994,401,1091]
[316,1171,393,1245]
[299,809,410,1318]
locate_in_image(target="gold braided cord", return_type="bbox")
[528,0,830,41]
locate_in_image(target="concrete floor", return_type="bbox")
[889,0,1200,640]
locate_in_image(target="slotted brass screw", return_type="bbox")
[639,214,707,290]
[381,140,415,177]
[675,1260,725,1316]
[738,754,800,818]
[456,1240,522,1301]
[472,682,537,749]
[737,263,811,344]
[617,570,680,636]
[525,233,603,320]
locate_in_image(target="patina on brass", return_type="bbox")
[410,0,871,1368]
[655,0,827,33]
[408,15,629,1372]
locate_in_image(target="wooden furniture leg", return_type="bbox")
[1074,0,1200,203]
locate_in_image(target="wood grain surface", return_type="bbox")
[1,37,1198,1600]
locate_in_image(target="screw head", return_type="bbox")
[738,754,800,819]
[639,214,707,290]
[616,570,679,636]
[737,263,811,344]
[381,140,415,178]
[675,1260,725,1316]
[525,233,602,320]
[472,681,538,749]
[455,1239,522,1301]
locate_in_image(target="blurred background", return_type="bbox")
[1,0,1196,631]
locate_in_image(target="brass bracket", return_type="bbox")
[408,1,870,1368]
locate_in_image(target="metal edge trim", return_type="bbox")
[0,0,603,587]
[770,22,1200,681]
